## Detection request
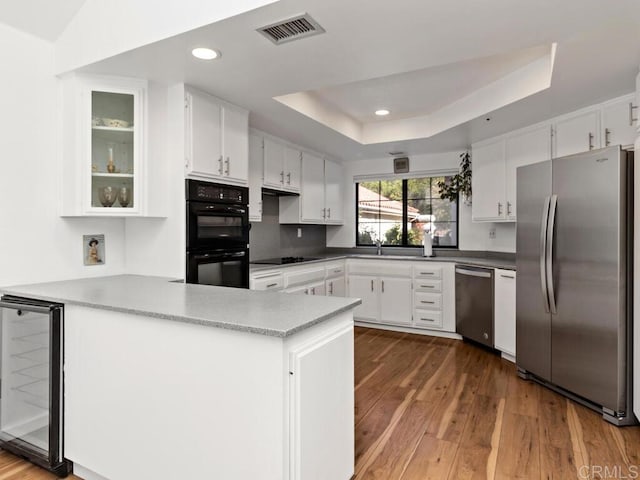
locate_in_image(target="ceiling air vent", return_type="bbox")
[258,14,325,45]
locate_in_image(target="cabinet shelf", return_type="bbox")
[92,126,134,133]
[92,173,134,178]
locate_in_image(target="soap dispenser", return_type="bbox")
[423,227,433,257]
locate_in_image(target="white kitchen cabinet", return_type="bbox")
[307,281,326,296]
[472,139,506,221]
[347,275,379,322]
[60,74,150,217]
[288,320,354,480]
[413,263,456,332]
[283,284,310,295]
[504,124,552,220]
[185,87,248,185]
[554,110,599,158]
[326,276,346,297]
[601,95,637,148]
[300,152,326,223]
[248,134,263,222]
[263,138,301,193]
[250,270,284,291]
[494,269,516,358]
[379,277,412,325]
[279,155,344,225]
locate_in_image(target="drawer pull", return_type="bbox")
[333,269,342,273]
[421,285,435,288]
[420,272,434,275]
[420,300,435,304]
[266,283,278,288]
[500,274,515,279]
[420,318,435,322]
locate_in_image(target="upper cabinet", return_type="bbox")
[279,154,344,225]
[263,137,301,193]
[472,93,636,223]
[60,74,151,217]
[248,134,263,222]
[184,87,248,185]
[553,110,600,158]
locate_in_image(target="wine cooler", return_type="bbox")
[0,295,71,476]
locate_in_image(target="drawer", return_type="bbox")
[413,309,443,329]
[413,265,442,279]
[251,272,284,291]
[325,262,345,278]
[414,279,442,293]
[349,261,411,277]
[414,292,442,310]
[285,267,325,287]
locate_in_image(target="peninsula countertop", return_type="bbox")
[0,275,361,338]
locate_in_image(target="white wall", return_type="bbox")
[0,23,126,287]
[327,151,516,252]
[55,0,277,74]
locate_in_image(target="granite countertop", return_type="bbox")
[0,275,361,338]
[250,254,516,272]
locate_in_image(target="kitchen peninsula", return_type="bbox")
[0,275,360,480]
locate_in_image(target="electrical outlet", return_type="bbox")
[297,228,302,238]
[489,227,496,239]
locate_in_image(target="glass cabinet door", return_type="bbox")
[90,91,136,210]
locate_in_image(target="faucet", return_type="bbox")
[375,239,382,256]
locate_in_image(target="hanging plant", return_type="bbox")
[437,151,472,204]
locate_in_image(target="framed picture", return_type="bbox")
[83,234,105,266]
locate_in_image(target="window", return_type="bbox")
[356,176,458,248]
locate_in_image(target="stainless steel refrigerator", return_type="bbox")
[516,145,636,426]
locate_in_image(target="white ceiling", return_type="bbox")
[0,0,86,41]
[74,0,640,161]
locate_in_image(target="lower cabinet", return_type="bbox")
[494,269,516,357]
[347,275,379,322]
[379,277,412,325]
[326,276,346,297]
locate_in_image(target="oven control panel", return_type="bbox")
[187,180,247,204]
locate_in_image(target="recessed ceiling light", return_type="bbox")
[375,109,390,116]
[191,47,220,60]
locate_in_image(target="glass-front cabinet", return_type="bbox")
[60,74,147,216]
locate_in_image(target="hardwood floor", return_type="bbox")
[0,325,638,479]
[354,326,640,480]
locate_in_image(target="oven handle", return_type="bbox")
[191,251,247,261]
[192,204,247,215]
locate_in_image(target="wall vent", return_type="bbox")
[258,14,325,45]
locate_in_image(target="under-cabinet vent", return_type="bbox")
[258,14,325,45]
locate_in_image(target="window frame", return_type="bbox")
[355,176,459,249]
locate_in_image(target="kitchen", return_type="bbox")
[0,0,639,479]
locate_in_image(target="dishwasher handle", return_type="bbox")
[455,267,492,278]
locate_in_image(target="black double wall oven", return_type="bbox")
[186,180,249,288]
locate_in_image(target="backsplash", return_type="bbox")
[249,195,326,260]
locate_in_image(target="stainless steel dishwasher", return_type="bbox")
[455,266,494,348]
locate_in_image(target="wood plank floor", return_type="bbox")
[0,325,638,479]
[354,326,640,480]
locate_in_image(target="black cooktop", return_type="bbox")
[251,256,322,265]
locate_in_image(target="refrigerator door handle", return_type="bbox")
[540,196,551,313]
[546,194,558,314]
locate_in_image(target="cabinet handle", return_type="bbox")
[421,285,435,288]
[218,155,223,175]
[286,172,291,185]
[588,132,594,150]
[370,280,374,292]
[322,208,326,219]
[420,300,435,304]
[605,128,611,146]
[311,287,315,295]
[327,208,331,219]
[280,171,284,184]
[266,283,278,288]
[507,201,512,217]
[420,317,434,322]
[630,103,638,126]
[500,274,515,279]
[225,157,230,175]
[381,280,385,293]
[498,202,503,216]
[329,282,333,295]
[420,272,434,275]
